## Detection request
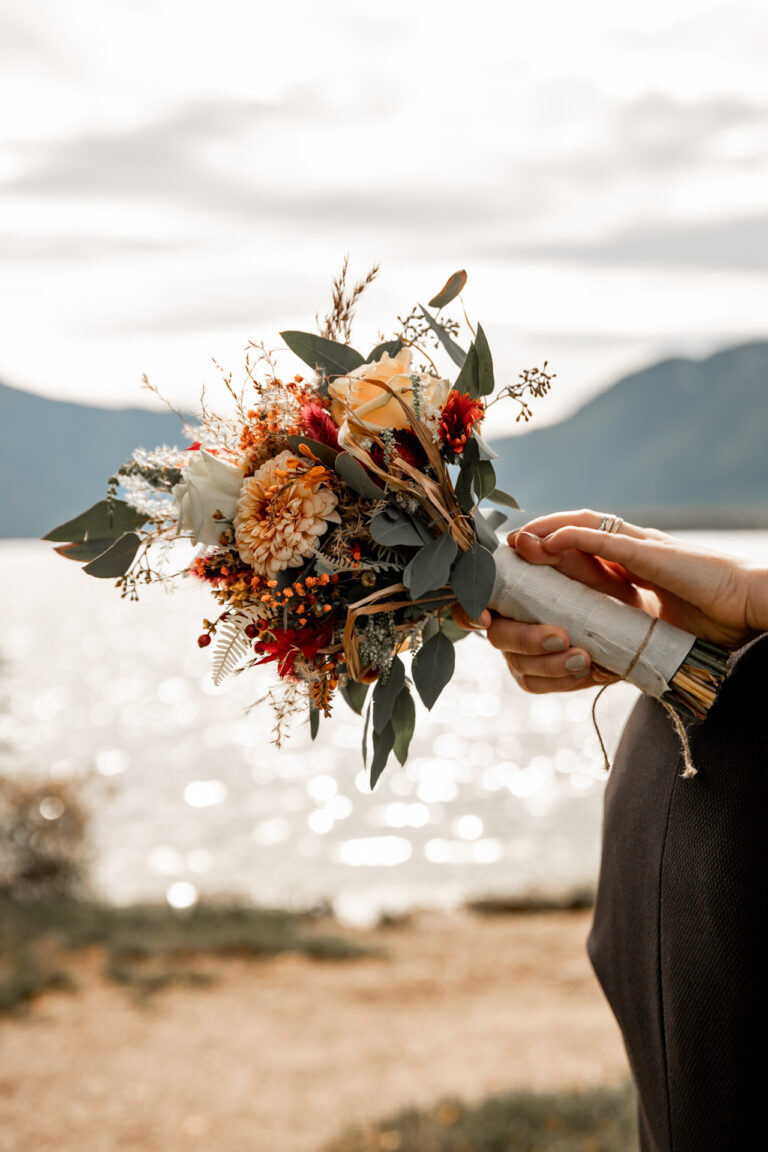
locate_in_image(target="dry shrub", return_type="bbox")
[0,775,90,901]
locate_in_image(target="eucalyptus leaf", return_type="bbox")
[412,630,455,710]
[453,342,479,397]
[362,702,372,769]
[365,338,404,363]
[404,533,458,600]
[482,509,508,531]
[438,613,472,644]
[370,721,395,789]
[309,705,320,741]
[280,330,365,378]
[340,677,370,716]
[372,656,406,734]
[486,487,521,510]
[417,305,467,368]
[473,430,498,460]
[335,453,386,498]
[454,463,474,514]
[392,686,416,765]
[54,538,121,563]
[421,615,441,643]
[474,459,497,501]
[286,435,339,466]
[475,323,495,397]
[83,532,141,578]
[370,506,425,548]
[44,499,147,544]
[472,511,501,553]
[428,270,467,310]
[473,508,506,552]
[450,541,496,620]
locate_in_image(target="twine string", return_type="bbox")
[591,615,697,777]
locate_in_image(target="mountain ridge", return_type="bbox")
[2,340,767,538]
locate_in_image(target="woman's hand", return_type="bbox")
[452,509,768,695]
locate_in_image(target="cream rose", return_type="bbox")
[328,348,450,442]
[172,449,244,547]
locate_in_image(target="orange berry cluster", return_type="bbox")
[257,573,339,628]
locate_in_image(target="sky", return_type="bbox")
[1,0,767,435]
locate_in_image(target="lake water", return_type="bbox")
[2,532,766,926]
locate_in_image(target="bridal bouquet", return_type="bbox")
[46,266,727,786]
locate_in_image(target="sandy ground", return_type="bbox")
[0,909,629,1152]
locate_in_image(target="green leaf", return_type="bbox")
[334,453,385,499]
[370,505,425,548]
[473,430,498,461]
[453,342,479,397]
[417,305,467,368]
[458,440,492,500]
[365,339,404,363]
[473,510,504,553]
[454,463,474,514]
[44,499,147,544]
[362,702,372,769]
[474,460,497,501]
[428,270,467,310]
[372,656,406,733]
[421,615,441,643]
[340,677,369,715]
[54,538,121,563]
[475,323,495,397]
[486,487,521,510]
[309,705,320,741]
[482,508,507,532]
[437,612,472,643]
[370,721,395,789]
[392,686,416,765]
[450,542,496,620]
[280,331,365,378]
[403,533,458,600]
[286,435,339,467]
[412,630,455,710]
[83,532,141,578]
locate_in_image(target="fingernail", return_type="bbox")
[565,654,587,672]
[572,671,590,680]
[542,636,566,652]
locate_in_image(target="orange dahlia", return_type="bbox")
[439,390,485,454]
[234,450,340,577]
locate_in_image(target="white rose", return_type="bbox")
[172,449,244,547]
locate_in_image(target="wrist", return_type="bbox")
[744,564,768,633]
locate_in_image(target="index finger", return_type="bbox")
[511,509,665,542]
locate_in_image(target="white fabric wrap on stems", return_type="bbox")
[488,545,694,698]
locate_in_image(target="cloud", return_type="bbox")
[505,214,768,270]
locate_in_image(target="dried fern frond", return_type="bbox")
[312,549,402,576]
[212,611,259,686]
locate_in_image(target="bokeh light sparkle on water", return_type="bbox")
[4,533,765,926]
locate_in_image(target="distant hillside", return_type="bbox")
[2,341,768,538]
[491,342,768,525]
[0,382,184,537]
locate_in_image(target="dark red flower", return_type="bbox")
[369,428,427,472]
[299,402,340,451]
[254,624,333,679]
[439,390,485,454]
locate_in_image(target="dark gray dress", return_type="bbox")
[587,633,767,1151]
